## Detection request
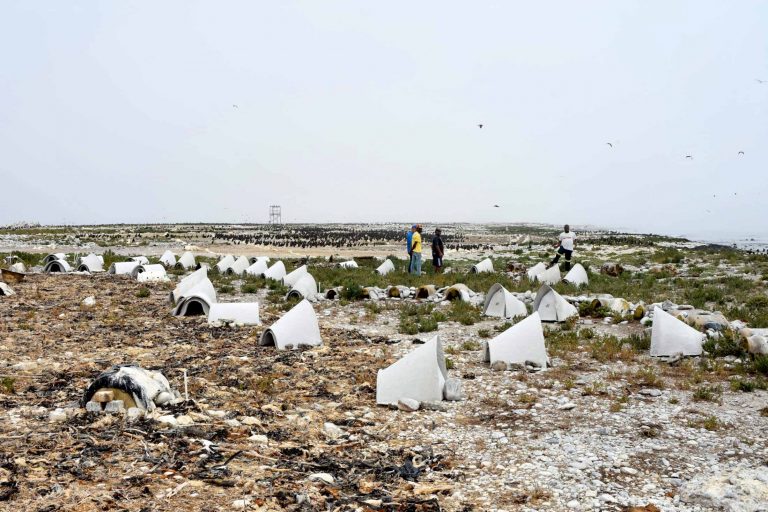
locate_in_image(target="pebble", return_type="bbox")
[639,388,662,397]
[308,473,335,484]
[397,398,420,412]
[323,422,345,439]
[49,408,67,422]
[156,415,178,426]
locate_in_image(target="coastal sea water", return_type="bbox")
[680,230,768,252]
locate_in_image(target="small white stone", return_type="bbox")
[308,473,335,484]
[49,408,67,423]
[621,467,639,475]
[232,499,251,509]
[323,422,345,439]
[397,398,420,412]
[82,296,96,306]
[156,415,178,426]
[249,434,269,445]
[176,415,194,426]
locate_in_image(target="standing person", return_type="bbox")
[548,224,575,270]
[406,225,416,274]
[431,228,444,273]
[410,225,423,276]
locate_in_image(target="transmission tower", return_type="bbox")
[268,205,282,224]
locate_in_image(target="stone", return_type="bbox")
[491,360,507,371]
[444,378,463,401]
[48,408,68,423]
[557,402,577,411]
[155,391,174,405]
[82,296,96,307]
[156,415,178,426]
[232,499,251,509]
[621,467,639,475]
[249,434,269,445]
[308,473,335,484]
[323,422,345,440]
[397,398,420,412]
[639,388,662,397]
[176,415,194,426]
[104,400,125,413]
[680,466,768,511]
[85,401,103,413]
[127,408,143,421]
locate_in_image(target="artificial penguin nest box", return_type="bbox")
[82,365,177,412]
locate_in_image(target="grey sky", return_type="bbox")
[1,1,766,239]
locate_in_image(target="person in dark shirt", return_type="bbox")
[431,228,445,273]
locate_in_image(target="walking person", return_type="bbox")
[410,225,423,276]
[548,224,575,270]
[406,225,416,274]
[431,228,444,273]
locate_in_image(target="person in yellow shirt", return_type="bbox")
[409,225,423,275]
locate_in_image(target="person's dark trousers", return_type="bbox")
[550,246,572,269]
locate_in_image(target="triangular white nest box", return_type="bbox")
[176,252,197,270]
[471,258,494,274]
[0,283,15,296]
[338,260,358,269]
[484,312,548,368]
[246,259,269,276]
[387,285,411,298]
[249,256,270,264]
[170,267,207,304]
[77,254,104,273]
[445,283,472,301]
[563,263,588,286]
[208,303,261,325]
[527,262,547,280]
[416,285,436,299]
[376,259,395,275]
[533,284,578,322]
[259,299,322,350]
[263,261,287,280]
[172,278,217,316]
[650,306,704,356]
[215,255,235,273]
[108,261,140,276]
[536,265,561,285]
[160,251,176,267]
[136,264,169,283]
[44,259,72,273]
[483,284,527,319]
[286,273,318,300]
[226,256,250,276]
[82,365,174,412]
[43,253,66,265]
[376,335,448,405]
[283,265,308,287]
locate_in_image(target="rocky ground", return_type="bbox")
[1,225,768,511]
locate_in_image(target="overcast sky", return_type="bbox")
[1,1,766,239]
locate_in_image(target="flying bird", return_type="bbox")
[493,204,500,208]
[606,142,613,148]
[232,104,239,109]
[738,151,744,155]
[685,155,693,159]
[757,79,767,84]
[478,124,483,129]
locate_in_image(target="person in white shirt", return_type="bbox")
[548,225,575,270]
